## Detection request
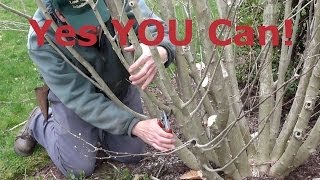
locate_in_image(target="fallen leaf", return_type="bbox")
[180,170,203,180]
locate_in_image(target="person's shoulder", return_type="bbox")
[27,9,54,51]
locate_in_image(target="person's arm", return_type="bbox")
[28,39,139,136]
[28,7,176,151]
[122,1,177,151]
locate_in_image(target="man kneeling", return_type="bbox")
[14,0,176,177]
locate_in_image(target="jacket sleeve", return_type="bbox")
[126,0,176,67]
[28,35,139,136]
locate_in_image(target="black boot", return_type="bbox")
[14,107,40,157]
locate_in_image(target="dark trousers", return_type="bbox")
[29,85,145,177]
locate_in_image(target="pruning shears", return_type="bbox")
[158,110,172,133]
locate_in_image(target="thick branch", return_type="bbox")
[270,2,320,176]
[257,0,277,174]
[271,0,320,163]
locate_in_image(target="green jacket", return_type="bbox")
[27,0,175,136]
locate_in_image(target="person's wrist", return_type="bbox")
[157,46,168,63]
[128,118,141,137]
[132,121,143,137]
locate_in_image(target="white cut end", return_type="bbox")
[251,132,258,138]
[202,76,209,88]
[220,62,229,78]
[207,115,217,127]
[196,62,206,71]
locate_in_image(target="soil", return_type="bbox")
[286,147,320,180]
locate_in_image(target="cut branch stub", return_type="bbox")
[293,129,304,141]
[304,100,315,111]
[128,1,135,8]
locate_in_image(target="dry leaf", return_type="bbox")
[180,170,203,180]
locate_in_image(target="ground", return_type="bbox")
[286,148,320,180]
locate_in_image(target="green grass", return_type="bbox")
[0,0,50,179]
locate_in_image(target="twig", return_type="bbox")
[195,66,310,150]
[0,98,35,104]
[0,20,29,31]
[189,51,224,117]
[155,163,164,178]
[50,169,58,180]
[207,57,318,171]
[107,161,119,172]
[55,117,195,159]
[7,120,27,132]
[181,0,238,109]
[0,3,31,19]
[203,99,276,172]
